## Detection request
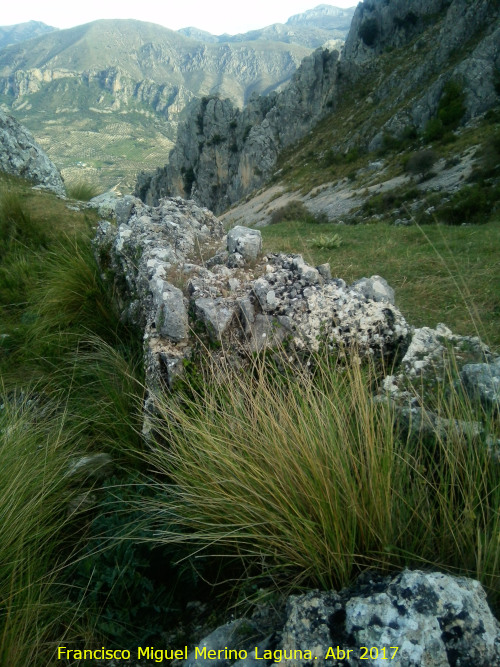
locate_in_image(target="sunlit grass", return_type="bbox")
[145,350,499,606]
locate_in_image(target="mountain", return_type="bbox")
[0,20,57,50]
[178,5,356,48]
[286,4,355,29]
[137,0,500,215]
[0,19,313,191]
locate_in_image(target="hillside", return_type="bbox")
[0,19,313,190]
[1,3,500,661]
[139,0,499,216]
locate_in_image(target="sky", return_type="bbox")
[2,1,358,36]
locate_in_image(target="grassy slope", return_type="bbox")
[251,12,500,349]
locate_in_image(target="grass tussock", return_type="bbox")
[67,180,101,202]
[0,395,93,665]
[0,190,48,257]
[0,175,145,661]
[146,351,499,605]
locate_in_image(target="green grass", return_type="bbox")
[0,174,145,663]
[262,219,500,349]
[145,350,499,607]
[67,180,101,201]
[0,393,96,665]
[1,166,499,662]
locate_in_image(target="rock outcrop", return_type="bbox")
[187,570,500,667]
[135,48,340,213]
[137,0,500,214]
[0,109,65,195]
[93,196,411,403]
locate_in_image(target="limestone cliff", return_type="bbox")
[137,0,500,213]
[135,48,340,212]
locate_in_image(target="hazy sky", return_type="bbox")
[3,1,358,35]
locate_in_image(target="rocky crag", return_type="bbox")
[135,47,340,212]
[0,108,65,195]
[179,5,355,48]
[136,0,500,213]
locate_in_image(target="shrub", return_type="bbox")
[359,18,379,47]
[423,117,444,143]
[438,81,466,128]
[270,200,326,224]
[67,181,100,201]
[181,166,196,196]
[439,184,491,225]
[405,150,438,178]
[68,476,200,648]
[424,81,466,144]
[208,133,225,146]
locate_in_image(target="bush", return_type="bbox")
[68,477,200,648]
[438,81,466,129]
[270,200,327,224]
[67,181,100,201]
[423,117,444,143]
[424,81,466,144]
[181,166,196,196]
[359,18,379,47]
[404,150,438,178]
[439,184,491,225]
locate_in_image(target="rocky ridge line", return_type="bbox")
[136,0,500,214]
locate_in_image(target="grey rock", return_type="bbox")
[340,570,500,667]
[317,263,332,281]
[349,275,395,305]
[0,109,65,196]
[154,282,188,341]
[227,226,262,262]
[94,197,411,417]
[115,195,141,226]
[195,297,237,341]
[88,190,119,217]
[396,405,484,442]
[188,571,500,667]
[461,358,500,409]
[185,619,263,667]
[93,195,225,394]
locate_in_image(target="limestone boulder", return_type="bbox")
[0,109,65,196]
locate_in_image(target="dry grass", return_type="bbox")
[145,349,499,604]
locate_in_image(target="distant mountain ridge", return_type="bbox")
[178,4,355,47]
[0,17,320,190]
[136,0,500,214]
[0,20,57,50]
